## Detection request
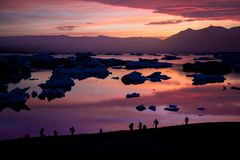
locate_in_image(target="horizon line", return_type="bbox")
[0,25,239,40]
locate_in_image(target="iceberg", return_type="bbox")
[161,55,182,60]
[0,87,30,112]
[31,91,38,98]
[38,74,74,101]
[197,107,205,111]
[136,104,146,111]
[38,89,65,101]
[183,61,231,75]
[121,71,146,85]
[146,72,171,82]
[125,58,172,70]
[126,93,140,99]
[192,74,225,85]
[164,105,179,112]
[148,105,156,111]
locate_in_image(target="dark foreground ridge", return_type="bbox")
[0,122,239,157]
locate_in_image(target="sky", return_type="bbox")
[0,0,240,38]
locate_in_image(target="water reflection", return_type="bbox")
[1,54,240,140]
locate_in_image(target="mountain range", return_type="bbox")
[0,26,239,53]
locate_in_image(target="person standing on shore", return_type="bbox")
[54,130,58,137]
[138,122,142,130]
[143,125,147,130]
[153,119,159,128]
[69,126,75,136]
[185,116,189,125]
[40,128,45,137]
[129,123,134,131]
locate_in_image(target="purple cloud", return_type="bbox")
[146,19,197,25]
[56,25,77,31]
[83,0,240,20]
[1,0,239,21]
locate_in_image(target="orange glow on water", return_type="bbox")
[2,54,240,140]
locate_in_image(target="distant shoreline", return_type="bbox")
[1,26,240,53]
[0,122,239,156]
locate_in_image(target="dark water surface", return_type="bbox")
[0,54,239,140]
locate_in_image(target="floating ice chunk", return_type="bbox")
[183,61,231,75]
[38,89,65,101]
[31,91,38,98]
[231,86,240,91]
[136,104,146,111]
[112,77,119,80]
[38,74,74,101]
[39,74,74,91]
[197,107,205,111]
[192,74,225,85]
[164,104,179,112]
[126,93,140,99]
[161,55,182,60]
[125,58,172,69]
[121,71,146,85]
[0,87,30,112]
[147,72,171,82]
[193,57,214,61]
[148,105,156,111]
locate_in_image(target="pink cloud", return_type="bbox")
[1,0,239,20]
[83,0,240,20]
[146,19,197,25]
[56,25,77,31]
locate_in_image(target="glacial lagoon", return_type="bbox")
[0,53,240,140]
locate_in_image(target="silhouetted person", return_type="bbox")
[153,119,159,128]
[99,128,103,134]
[69,126,75,136]
[129,123,134,131]
[54,130,58,137]
[143,125,147,130]
[138,122,142,130]
[25,134,30,139]
[223,86,226,91]
[185,116,189,125]
[40,128,45,137]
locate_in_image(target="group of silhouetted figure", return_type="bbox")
[24,126,76,138]
[24,117,190,138]
[129,119,159,131]
[129,117,189,131]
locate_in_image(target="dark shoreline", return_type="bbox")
[0,122,239,157]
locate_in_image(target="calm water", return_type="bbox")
[1,54,240,140]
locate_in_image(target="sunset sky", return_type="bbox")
[0,0,240,38]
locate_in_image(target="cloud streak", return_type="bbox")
[1,0,240,20]
[83,0,240,20]
[56,25,77,31]
[0,0,239,37]
[146,19,197,25]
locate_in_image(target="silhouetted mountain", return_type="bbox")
[0,35,162,53]
[0,26,240,53]
[164,26,240,52]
